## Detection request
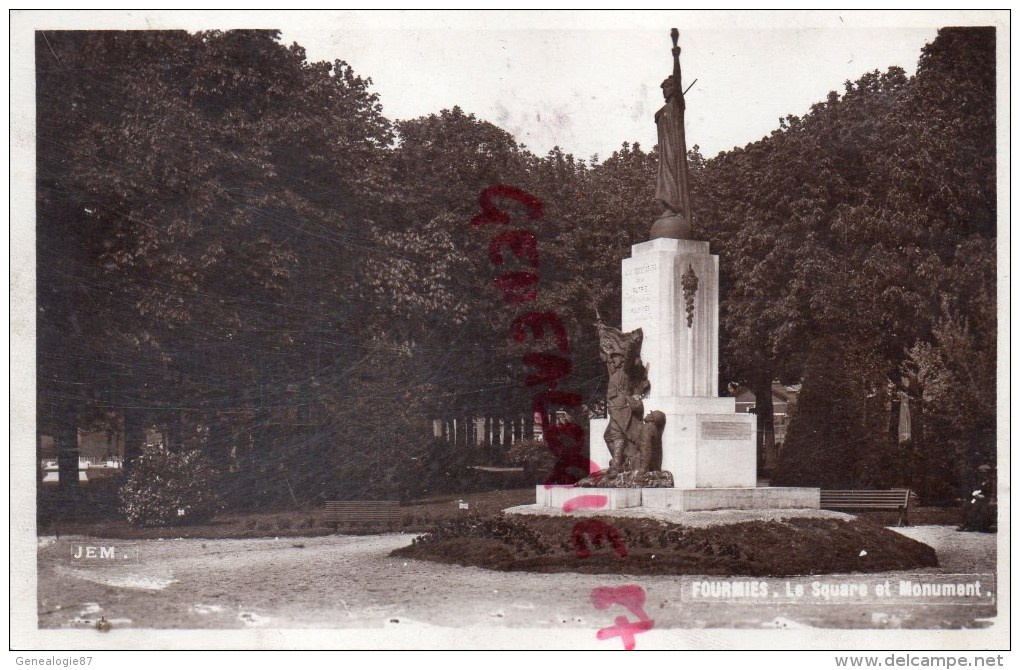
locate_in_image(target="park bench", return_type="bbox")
[325,500,402,529]
[819,489,912,526]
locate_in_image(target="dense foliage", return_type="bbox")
[507,438,556,483]
[119,448,222,526]
[717,28,996,498]
[37,27,996,515]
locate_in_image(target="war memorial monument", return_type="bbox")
[537,29,818,513]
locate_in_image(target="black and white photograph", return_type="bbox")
[10,9,1009,657]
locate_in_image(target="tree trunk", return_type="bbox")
[173,411,185,451]
[55,397,79,516]
[911,397,926,500]
[753,378,776,477]
[207,409,232,472]
[889,394,901,445]
[123,407,146,466]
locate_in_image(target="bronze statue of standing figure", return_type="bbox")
[651,28,695,241]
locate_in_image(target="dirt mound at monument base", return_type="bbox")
[392,514,938,576]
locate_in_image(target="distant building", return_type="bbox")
[39,427,126,484]
[39,427,125,461]
[431,413,543,449]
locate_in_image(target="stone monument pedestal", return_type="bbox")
[570,238,821,511]
[592,237,758,489]
[534,485,820,511]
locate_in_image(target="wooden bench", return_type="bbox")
[819,489,912,526]
[325,500,402,529]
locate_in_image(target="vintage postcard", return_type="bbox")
[9,9,1010,657]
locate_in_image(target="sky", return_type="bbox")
[14,9,1003,163]
[277,12,950,160]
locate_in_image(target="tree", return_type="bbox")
[37,30,395,510]
[368,108,542,455]
[772,337,893,488]
[697,28,996,486]
[904,279,996,502]
[37,27,996,511]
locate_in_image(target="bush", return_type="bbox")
[395,438,481,499]
[118,447,222,527]
[507,438,556,483]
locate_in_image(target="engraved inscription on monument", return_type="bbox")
[700,421,753,441]
[625,263,656,319]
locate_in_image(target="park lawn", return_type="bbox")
[37,484,963,543]
[858,506,962,527]
[37,488,537,539]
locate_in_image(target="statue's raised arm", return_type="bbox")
[651,28,695,240]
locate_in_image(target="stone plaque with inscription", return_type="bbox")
[700,420,752,441]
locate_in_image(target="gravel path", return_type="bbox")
[887,526,997,573]
[37,524,998,635]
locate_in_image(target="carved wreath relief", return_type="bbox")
[681,263,698,327]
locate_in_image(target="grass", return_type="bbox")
[858,506,963,527]
[391,512,940,576]
[37,488,537,539]
[37,483,965,543]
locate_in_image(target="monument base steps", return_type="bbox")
[535,485,820,512]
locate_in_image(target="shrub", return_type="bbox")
[507,438,556,483]
[118,447,222,527]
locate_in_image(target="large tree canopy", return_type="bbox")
[37,27,996,511]
[37,29,397,501]
[699,27,996,495]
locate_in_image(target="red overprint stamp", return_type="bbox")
[572,519,628,559]
[471,184,587,485]
[591,585,655,650]
[474,185,652,649]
